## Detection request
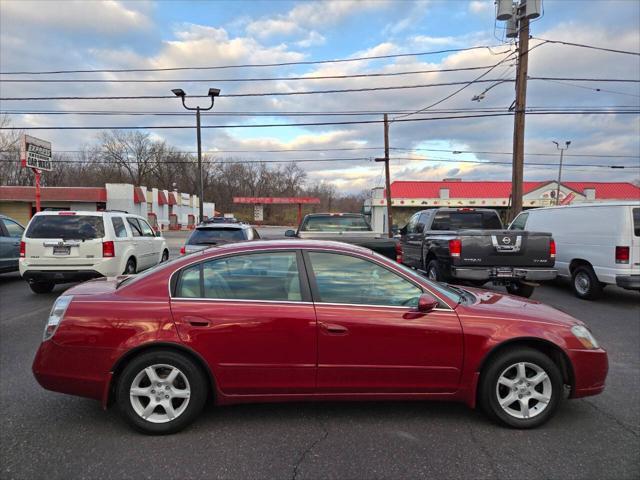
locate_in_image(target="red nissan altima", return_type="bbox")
[33,240,607,434]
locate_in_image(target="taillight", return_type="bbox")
[449,239,461,257]
[615,246,630,264]
[395,242,403,263]
[102,241,115,258]
[19,241,25,258]
[43,295,73,341]
[550,239,556,259]
[180,246,186,255]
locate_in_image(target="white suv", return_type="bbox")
[20,210,169,293]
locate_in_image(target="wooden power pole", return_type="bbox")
[510,14,530,221]
[376,114,393,237]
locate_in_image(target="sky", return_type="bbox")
[1,0,639,193]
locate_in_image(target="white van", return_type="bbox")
[509,202,640,299]
[20,211,169,293]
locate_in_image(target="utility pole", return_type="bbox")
[553,140,571,205]
[171,88,220,222]
[510,14,529,221]
[375,114,393,237]
[496,0,542,220]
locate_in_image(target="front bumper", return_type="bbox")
[567,348,608,398]
[615,274,640,290]
[450,266,557,282]
[22,270,103,284]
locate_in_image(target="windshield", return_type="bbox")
[300,215,371,232]
[432,211,503,230]
[188,227,246,244]
[26,215,105,240]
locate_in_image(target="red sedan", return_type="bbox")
[33,240,607,434]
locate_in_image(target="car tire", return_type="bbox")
[480,347,563,429]
[426,259,442,282]
[571,265,602,300]
[123,258,136,275]
[506,282,535,298]
[29,281,55,294]
[161,250,169,262]
[116,350,208,435]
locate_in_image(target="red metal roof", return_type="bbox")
[233,197,321,204]
[389,181,640,199]
[157,190,168,205]
[168,192,178,205]
[133,187,146,204]
[0,186,106,202]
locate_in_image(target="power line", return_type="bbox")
[531,37,640,56]
[0,65,506,83]
[0,45,510,75]
[1,110,638,131]
[536,78,640,98]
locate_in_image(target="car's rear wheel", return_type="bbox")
[426,259,442,282]
[161,250,169,262]
[123,258,136,275]
[571,265,603,300]
[117,350,208,435]
[506,281,535,298]
[480,348,563,428]
[29,281,55,294]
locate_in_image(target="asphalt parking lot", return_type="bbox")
[1,228,638,479]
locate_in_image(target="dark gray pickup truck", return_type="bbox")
[285,213,400,262]
[399,207,557,297]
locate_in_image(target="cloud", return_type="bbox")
[382,0,430,36]
[469,1,493,14]
[0,0,153,34]
[295,31,327,48]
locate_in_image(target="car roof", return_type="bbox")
[186,239,373,257]
[304,213,362,217]
[195,223,249,229]
[526,201,640,211]
[31,210,140,217]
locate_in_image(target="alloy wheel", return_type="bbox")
[129,364,191,423]
[495,362,552,420]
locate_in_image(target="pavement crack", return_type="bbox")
[582,399,639,438]
[291,414,329,480]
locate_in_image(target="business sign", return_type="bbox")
[21,135,52,171]
[254,204,264,222]
[560,192,576,205]
[233,197,320,205]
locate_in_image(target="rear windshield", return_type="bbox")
[300,215,371,232]
[634,208,639,237]
[431,211,503,230]
[26,215,105,240]
[188,227,246,244]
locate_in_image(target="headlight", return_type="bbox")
[571,325,599,349]
[43,295,73,341]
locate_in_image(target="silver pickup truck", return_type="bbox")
[285,213,400,262]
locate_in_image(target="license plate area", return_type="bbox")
[52,246,71,255]
[495,267,514,278]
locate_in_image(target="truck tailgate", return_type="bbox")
[455,230,554,268]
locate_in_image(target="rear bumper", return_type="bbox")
[567,348,608,398]
[615,275,640,290]
[450,266,557,282]
[23,270,103,284]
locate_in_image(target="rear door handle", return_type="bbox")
[320,323,349,335]
[184,316,210,327]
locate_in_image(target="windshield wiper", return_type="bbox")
[445,284,472,304]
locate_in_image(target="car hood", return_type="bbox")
[460,287,582,327]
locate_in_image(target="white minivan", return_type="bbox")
[20,210,169,293]
[509,201,640,299]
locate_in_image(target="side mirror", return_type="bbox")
[284,230,296,237]
[399,225,407,235]
[156,231,163,237]
[416,223,425,233]
[417,293,439,313]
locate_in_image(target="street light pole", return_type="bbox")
[171,88,220,222]
[553,140,571,205]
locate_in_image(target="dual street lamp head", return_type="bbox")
[171,88,220,98]
[553,140,571,149]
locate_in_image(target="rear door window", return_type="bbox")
[174,251,302,302]
[111,217,128,238]
[509,212,529,230]
[2,218,25,238]
[26,215,105,239]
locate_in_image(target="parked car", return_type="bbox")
[20,210,169,293]
[285,213,400,262]
[202,216,240,224]
[33,239,607,434]
[180,222,260,255]
[509,202,640,299]
[400,207,557,298]
[0,214,25,273]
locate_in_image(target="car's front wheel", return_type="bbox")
[480,347,563,428]
[29,281,55,294]
[117,350,208,434]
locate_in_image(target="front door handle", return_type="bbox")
[320,323,349,335]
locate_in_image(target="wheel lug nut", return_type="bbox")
[165,395,169,399]
[518,394,522,399]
